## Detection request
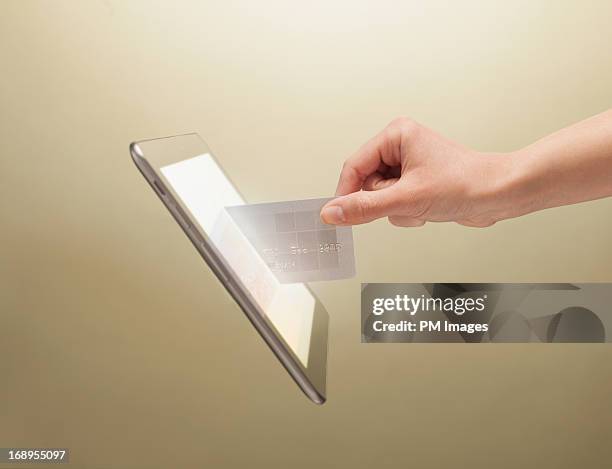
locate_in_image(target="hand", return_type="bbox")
[320,117,516,228]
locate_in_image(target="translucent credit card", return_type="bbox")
[225,197,355,283]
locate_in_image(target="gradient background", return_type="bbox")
[2,1,612,468]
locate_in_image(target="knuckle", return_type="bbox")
[356,193,379,219]
[390,116,418,133]
[390,115,410,126]
[340,160,357,180]
[388,117,420,153]
[357,194,374,216]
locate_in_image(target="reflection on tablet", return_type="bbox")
[161,154,314,366]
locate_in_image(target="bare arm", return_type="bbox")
[320,110,612,227]
[502,110,612,219]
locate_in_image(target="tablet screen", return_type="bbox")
[160,154,315,366]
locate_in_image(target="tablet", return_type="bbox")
[130,134,328,404]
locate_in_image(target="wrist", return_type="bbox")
[473,150,542,223]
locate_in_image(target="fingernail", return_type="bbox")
[321,205,345,224]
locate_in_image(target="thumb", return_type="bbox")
[320,187,400,225]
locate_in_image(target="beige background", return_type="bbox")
[2,1,612,467]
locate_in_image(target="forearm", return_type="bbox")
[323,113,612,228]
[496,109,612,219]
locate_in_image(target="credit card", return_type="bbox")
[226,197,355,283]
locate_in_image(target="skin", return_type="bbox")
[320,110,612,227]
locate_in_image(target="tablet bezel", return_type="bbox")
[130,133,328,404]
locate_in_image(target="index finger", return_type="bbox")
[335,123,404,196]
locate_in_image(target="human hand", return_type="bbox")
[320,117,518,228]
